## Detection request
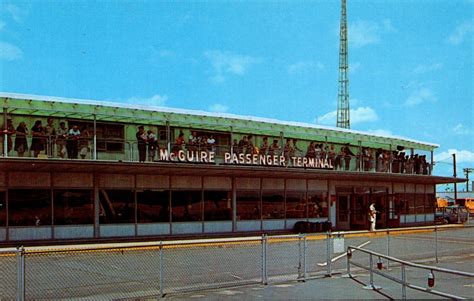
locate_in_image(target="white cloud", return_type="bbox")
[452,123,472,135]
[316,106,378,125]
[205,50,261,83]
[405,87,436,106]
[412,63,443,74]
[348,18,396,48]
[3,4,27,23]
[287,60,324,74]
[366,129,393,136]
[124,94,168,107]
[0,41,22,61]
[435,149,474,163]
[209,103,229,113]
[350,62,361,74]
[447,21,473,45]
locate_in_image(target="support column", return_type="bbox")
[93,172,100,238]
[93,114,97,160]
[166,120,171,153]
[232,177,237,232]
[3,107,7,158]
[430,150,434,175]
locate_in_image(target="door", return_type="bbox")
[337,194,350,230]
[351,194,369,230]
[387,194,400,227]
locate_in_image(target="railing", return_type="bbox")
[0,224,471,300]
[346,245,474,300]
[1,134,432,175]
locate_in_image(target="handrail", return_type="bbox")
[348,245,474,277]
[347,245,474,300]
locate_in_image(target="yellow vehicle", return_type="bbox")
[464,198,474,214]
[436,198,449,208]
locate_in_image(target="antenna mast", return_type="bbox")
[337,0,350,129]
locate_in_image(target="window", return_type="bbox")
[286,191,307,219]
[70,121,124,152]
[54,190,93,225]
[415,194,425,214]
[425,194,435,214]
[204,191,232,221]
[171,190,202,222]
[9,189,51,226]
[0,191,5,227]
[99,190,135,224]
[406,193,416,214]
[395,193,408,214]
[262,191,284,219]
[308,193,328,218]
[236,190,260,220]
[137,190,170,223]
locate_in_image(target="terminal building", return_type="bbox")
[0,93,462,244]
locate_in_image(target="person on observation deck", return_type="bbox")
[1,118,15,155]
[31,120,45,158]
[14,121,28,157]
[136,126,147,162]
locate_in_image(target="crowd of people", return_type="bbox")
[2,120,431,175]
[1,118,91,159]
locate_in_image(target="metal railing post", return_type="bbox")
[298,234,302,279]
[347,247,351,277]
[435,226,438,263]
[369,253,374,288]
[261,234,267,285]
[303,234,307,281]
[159,242,164,297]
[387,229,390,270]
[16,246,25,301]
[326,232,332,277]
[401,264,407,300]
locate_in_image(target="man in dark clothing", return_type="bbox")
[136,126,147,162]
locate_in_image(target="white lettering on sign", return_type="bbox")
[157,149,332,169]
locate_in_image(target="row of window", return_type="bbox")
[395,193,436,214]
[0,189,328,227]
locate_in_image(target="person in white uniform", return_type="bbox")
[369,203,377,231]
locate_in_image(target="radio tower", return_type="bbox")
[336,0,350,129]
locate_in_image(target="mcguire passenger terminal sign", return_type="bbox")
[159,149,334,169]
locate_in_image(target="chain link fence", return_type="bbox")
[1,225,472,300]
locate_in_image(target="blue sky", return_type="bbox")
[0,0,473,189]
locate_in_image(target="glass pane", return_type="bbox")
[262,191,284,219]
[171,190,202,222]
[204,191,232,221]
[338,195,348,222]
[286,191,306,219]
[309,193,329,218]
[425,194,435,214]
[137,190,170,223]
[415,194,425,214]
[406,193,416,214]
[9,189,52,226]
[0,191,5,227]
[99,190,135,224]
[54,190,93,225]
[236,190,260,220]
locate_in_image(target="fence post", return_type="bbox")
[401,264,407,300]
[298,235,302,279]
[16,246,25,301]
[435,226,438,263]
[387,229,390,270]
[369,253,374,288]
[261,234,267,285]
[303,234,307,281]
[326,232,332,277]
[346,247,351,278]
[159,241,164,297]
